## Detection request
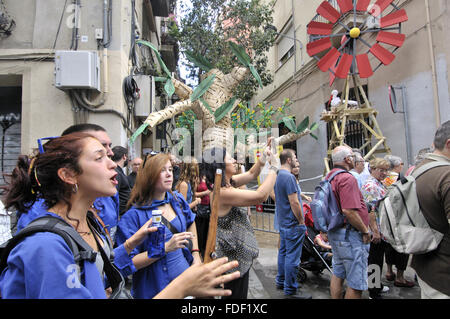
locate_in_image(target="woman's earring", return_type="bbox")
[72,183,78,194]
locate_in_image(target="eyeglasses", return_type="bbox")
[376,168,388,173]
[37,136,60,153]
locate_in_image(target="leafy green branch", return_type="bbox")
[281,116,319,140]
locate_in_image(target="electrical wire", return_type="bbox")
[52,0,68,49]
[69,90,133,134]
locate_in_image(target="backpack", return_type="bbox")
[378,160,450,254]
[310,169,348,232]
[0,213,131,299]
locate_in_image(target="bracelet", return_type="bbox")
[191,249,200,253]
[269,165,278,173]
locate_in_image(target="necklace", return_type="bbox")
[78,230,92,236]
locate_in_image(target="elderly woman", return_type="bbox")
[383,155,414,288]
[361,157,391,299]
[383,155,404,186]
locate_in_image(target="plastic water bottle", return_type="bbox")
[147,210,165,258]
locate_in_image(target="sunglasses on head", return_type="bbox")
[142,151,161,168]
[37,136,60,153]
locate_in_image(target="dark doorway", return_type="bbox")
[0,86,22,191]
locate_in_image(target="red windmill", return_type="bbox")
[306,1,408,168]
[306,0,408,85]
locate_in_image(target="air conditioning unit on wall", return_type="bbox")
[54,50,101,91]
[133,75,155,118]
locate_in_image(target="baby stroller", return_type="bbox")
[297,203,333,283]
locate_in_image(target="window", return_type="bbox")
[277,21,295,68]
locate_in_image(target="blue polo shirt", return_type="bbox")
[274,169,303,229]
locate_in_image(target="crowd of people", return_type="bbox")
[320,120,449,299]
[0,124,241,299]
[0,119,448,300]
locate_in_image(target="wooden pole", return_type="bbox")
[203,169,222,263]
[340,76,351,142]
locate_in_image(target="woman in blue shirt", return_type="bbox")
[0,133,153,298]
[1,134,239,299]
[116,153,202,299]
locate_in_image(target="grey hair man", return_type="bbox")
[327,145,370,299]
[411,120,450,299]
[350,152,365,188]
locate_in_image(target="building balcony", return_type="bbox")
[159,17,178,72]
[150,0,175,18]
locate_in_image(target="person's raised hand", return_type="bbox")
[182,257,240,298]
[125,218,157,252]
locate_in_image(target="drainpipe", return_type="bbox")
[425,0,441,127]
[291,0,297,76]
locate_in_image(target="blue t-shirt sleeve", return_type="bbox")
[285,174,299,196]
[113,210,141,276]
[0,233,96,298]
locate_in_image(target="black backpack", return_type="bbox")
[0,212,131,299]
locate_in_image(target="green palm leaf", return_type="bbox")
[228,41,251,67]
[199,97,214,116]
[296,116,310,133]
[282,116,297,133]
[310,122,319,131]
[184,50,213,72]
[164,78,175,98]
[137,40,171,78]
[249,64,263,88]
[129,122,149,144]
[191,74,216,102]
[214,97,237,123]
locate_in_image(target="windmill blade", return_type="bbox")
[337,0,353,13]
[370,0,394,17]
[335,53,353,79]
[307,38,332,56]
[380,9,408,28]
[356,54,373,78]
[307,21,333,35]
[356,0,371,12]
[317,47,341,72]
[370,43,396,65]
[329,62,338,86]
[376,31,406,47]
[317,1,341,24]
